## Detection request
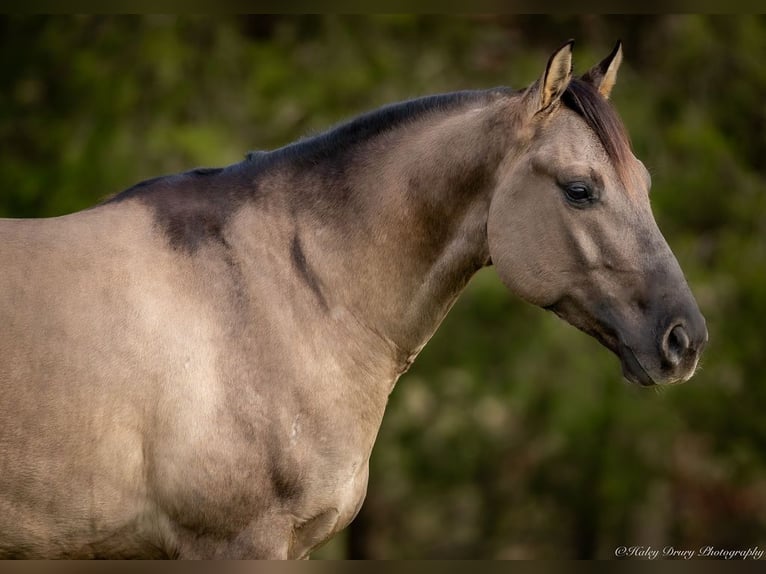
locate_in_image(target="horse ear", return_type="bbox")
[581,40,623,99]
[526,40,574,114]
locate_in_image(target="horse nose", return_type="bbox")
[660,319,707,373]
[661,324,691,368]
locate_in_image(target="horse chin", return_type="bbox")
[544,300,660,387]
[617,343,656,387]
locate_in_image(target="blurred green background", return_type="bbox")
[1,15,765,559]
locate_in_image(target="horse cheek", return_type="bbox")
[487,194,564,308]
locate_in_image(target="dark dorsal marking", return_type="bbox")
[290,233,328,311]
[105,165,254,254]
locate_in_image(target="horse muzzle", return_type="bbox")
[545,294,708,387]
[619,315,708,386]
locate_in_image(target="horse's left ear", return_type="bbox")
[581,40,623,99]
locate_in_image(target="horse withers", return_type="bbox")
[0,41,706,558]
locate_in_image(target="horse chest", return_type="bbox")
[149,369,382,558]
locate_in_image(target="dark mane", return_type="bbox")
[103,89,510,253]
[259,88,511,169]
[106,90,507,203]
[562,78,633,171]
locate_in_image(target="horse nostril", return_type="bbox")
[662,324,691,367]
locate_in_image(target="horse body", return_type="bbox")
[0,43,707,558]
[0,175,401,558]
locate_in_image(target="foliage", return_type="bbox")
[1,15,764,559]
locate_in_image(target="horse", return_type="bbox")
[0,41,707,559]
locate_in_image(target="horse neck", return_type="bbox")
[275,99,514,366]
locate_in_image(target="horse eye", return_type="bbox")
[563,182,593,205]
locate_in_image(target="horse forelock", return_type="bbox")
[561,78,642,192]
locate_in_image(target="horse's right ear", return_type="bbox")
[524,40,574,115]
